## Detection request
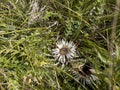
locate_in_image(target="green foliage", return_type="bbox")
[0,0,120,90]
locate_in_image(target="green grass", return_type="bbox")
[0,0,120,90]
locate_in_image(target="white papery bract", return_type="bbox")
[52,40,77,63]
[78,74,98,85]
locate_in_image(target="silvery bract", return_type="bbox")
[52,40,77,63]
[78,74,98,85]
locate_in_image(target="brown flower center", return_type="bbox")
[60,46,70,55]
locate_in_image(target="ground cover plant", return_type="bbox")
[0,0,120,90]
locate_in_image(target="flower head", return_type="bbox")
[52,40,77,63]
[73,63,98,85]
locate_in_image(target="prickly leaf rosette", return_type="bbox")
[52,40,77,64]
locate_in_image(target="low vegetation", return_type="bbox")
[0,0,120,90]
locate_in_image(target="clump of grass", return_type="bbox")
[0,0,120,90]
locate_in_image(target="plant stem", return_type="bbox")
[109,0,120,90]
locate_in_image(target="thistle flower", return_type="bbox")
[52,40,77,64]
[71,63,98,85]
[77,63,98,85]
